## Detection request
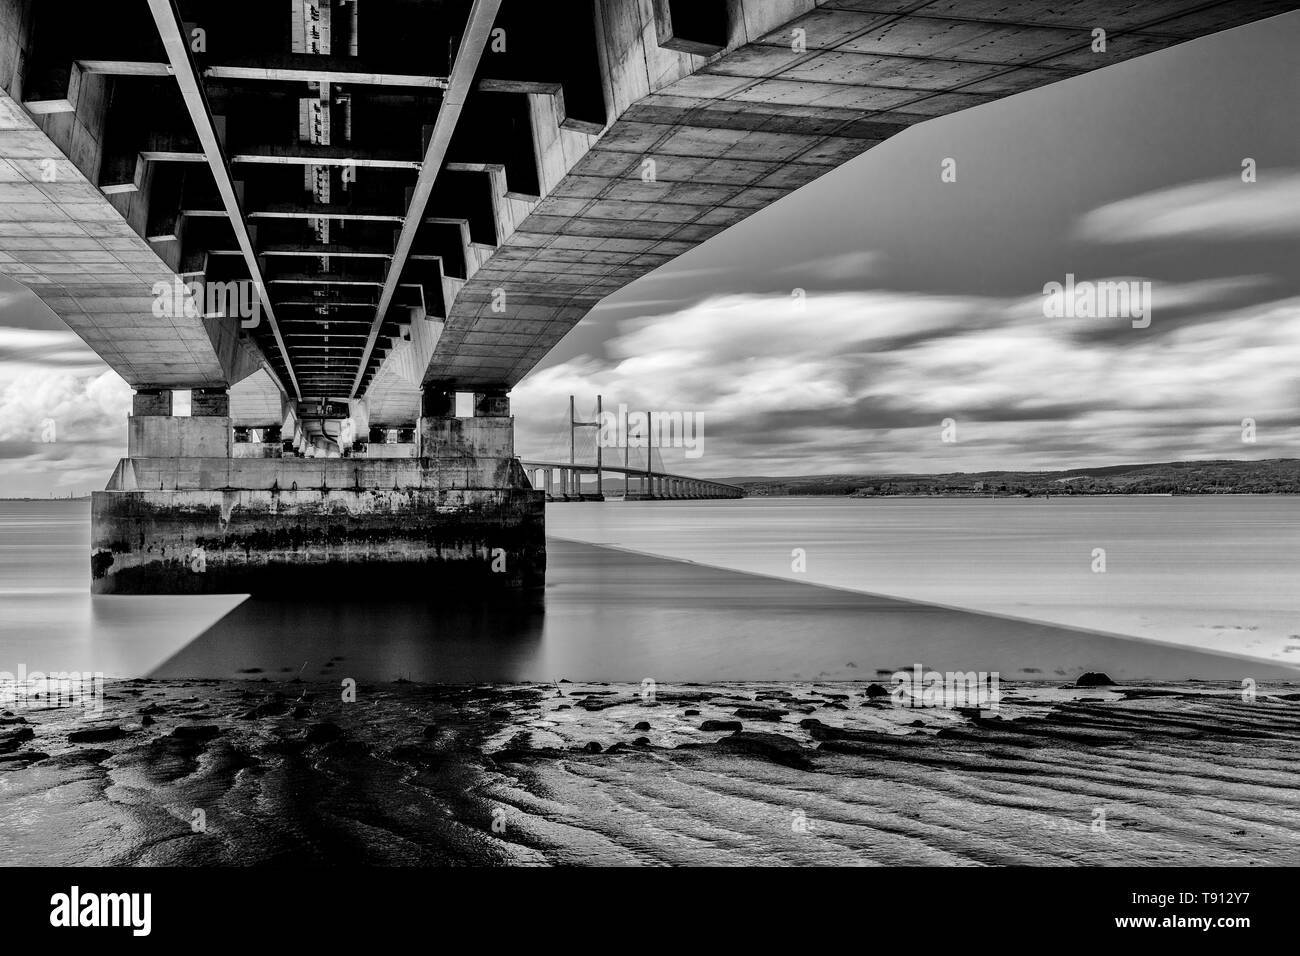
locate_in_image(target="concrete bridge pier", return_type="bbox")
[90,386,545,595]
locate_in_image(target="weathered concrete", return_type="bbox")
[97,380,542,594]
[106,455,527,493]
[91,483,544,595]
[231,441,283,460]
[127,415,231,458]
[131,388,172,417]
[0,93,258,388]
[418,416,514,459]
[93,456,543,595]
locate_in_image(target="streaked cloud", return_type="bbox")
[776,249,880,282]
[515,285,1300,477]
[1075,169,1300,244]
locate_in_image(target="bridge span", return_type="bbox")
[0,0,1290,593]
[522,395,740,500]
[522,461,743,501]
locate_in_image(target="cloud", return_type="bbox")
[1075,169,1300,244]
[0,366,129,493]
[514,284,1300,477]
[0,327,104,368]
[0,365,129,443]
[777,249,880,283]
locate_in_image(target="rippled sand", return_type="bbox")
[2,678,1298,866]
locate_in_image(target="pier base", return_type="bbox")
[91,403,545,595]
[92,482,543,595]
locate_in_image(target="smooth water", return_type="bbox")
[0,497,1295,682]
[548,496,1300,663]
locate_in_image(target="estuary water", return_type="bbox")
[0,497,1296,683]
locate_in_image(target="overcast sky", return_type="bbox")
[1,13,1297,494]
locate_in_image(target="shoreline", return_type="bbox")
[3,677,1298,865]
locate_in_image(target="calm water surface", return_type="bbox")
[549,496,1300,661]
[0,498,1295,682]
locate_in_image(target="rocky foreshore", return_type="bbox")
[2,677,1298,865]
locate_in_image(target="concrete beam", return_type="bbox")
[248,203,405,222]
[205,58,449,89]
[229,144,422,169]
[351,0,504,398]
[144,0,299,400]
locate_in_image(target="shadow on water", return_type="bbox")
[148,589,547,683]
[148,539,1300,684]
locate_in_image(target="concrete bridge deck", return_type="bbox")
[5,0,1293,420]
[522,460,744,501]
[0,0,1292,592]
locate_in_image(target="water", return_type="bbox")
[0,498,1296,683]
[548,496,1300,663]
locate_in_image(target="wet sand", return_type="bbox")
[2,678,1298,866]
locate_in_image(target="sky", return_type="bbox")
[1,12,1298,494]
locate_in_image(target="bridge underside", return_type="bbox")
[0,0,1292,592]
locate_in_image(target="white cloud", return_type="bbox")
[1075,169,1300,243]
[0,366,129,444]
[0,363,129,495]
[777,249,880,282]
[0,327,102,367]
[514,284,1300,476]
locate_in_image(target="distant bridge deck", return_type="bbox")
[521,461,743,501]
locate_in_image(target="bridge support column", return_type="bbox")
[91,385,545,594]
[126,387,231,459]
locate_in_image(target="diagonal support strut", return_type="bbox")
[145,0,301,401]
[349,0,503,399]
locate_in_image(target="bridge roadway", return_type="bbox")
[521,460,744,501]
[0,0,1290,593]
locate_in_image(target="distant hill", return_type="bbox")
[721,459,1300,496]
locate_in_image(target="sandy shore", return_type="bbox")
[2,677,1298,865]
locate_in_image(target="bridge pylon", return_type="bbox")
[563,394,605,501]
[522,399,744,503]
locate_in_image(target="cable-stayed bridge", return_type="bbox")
[521,396,743,501]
